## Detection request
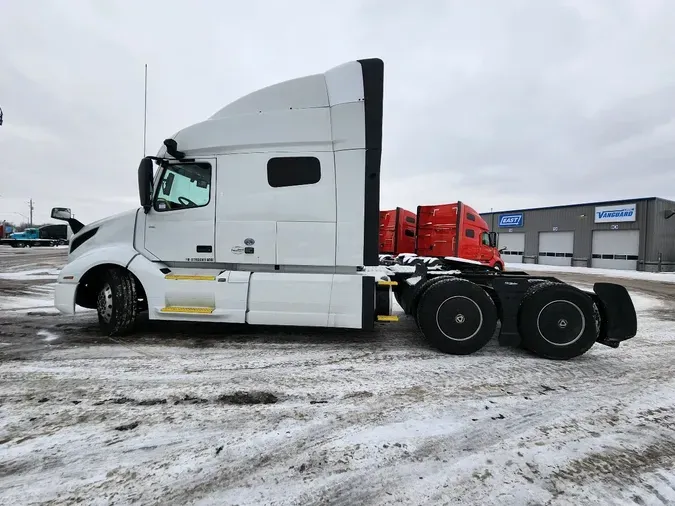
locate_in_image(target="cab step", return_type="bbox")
[164,273,217,281]
[159,306,215,314]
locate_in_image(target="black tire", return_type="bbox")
[409,276,449,320]
[517,281,599,360]
[415,277,498,355]
[397,278,422,315]
[393,289,404,310]
[96,268,138,336]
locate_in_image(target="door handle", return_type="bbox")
[196,245,213,253]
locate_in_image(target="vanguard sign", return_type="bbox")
[594,203,636,223]
[498,213,524,227]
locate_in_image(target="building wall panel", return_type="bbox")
[481,197,672,270]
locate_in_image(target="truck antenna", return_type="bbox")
[143,64,148,157]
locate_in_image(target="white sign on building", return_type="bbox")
[594,203,636,223]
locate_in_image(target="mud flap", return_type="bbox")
[591,282,638,348]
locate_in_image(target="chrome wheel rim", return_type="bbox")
[97,283,113,323]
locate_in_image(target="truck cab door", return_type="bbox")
[479,232,494,262]
[144,158,217,264]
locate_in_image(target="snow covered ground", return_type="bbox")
[0,285,56,312]
[0,267,61,281]
[507,262,675,284]
[0,265,92,315]
[1,259,675,505]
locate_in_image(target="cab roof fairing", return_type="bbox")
[155,60,368,160]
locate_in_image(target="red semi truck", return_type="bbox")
[379,201,505,270]
[379,207,417,255]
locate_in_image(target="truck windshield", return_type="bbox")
[154,163,211,211]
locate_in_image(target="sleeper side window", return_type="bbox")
[154,163,212,212]
[267,157,321,188]
[466,229,475,238]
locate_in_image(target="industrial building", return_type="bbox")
[480,197,675,272]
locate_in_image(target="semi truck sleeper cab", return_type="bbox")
[50,57,638,360]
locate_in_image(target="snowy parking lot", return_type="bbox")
[1,247,674,505]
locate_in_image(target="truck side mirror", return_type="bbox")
[488,231,498,248]
[51,207,72,220]
[51,207,85,234]
[138,157,154,213]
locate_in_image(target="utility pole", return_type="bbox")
[28,199,34,227]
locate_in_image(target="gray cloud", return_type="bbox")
[1,0,674,224]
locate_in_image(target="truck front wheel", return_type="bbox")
[96,268,138,336]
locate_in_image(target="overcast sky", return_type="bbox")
[1,0,675,225]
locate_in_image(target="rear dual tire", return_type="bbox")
[518,281,599,360]
[415,278,498,355]
[399,276,448,318]
[411,276,598,359]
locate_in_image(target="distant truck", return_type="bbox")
[379,201,505,270]
[0,223,13,238]
[0,224,70,248]
[379,207,417,256]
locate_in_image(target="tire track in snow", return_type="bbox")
[155,396,422,505]
[295,381,675,506]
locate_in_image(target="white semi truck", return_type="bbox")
[50,58,638,360]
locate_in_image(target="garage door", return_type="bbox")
[498,232,525,263]
[592,230,640,270]
[538,231,574,267]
